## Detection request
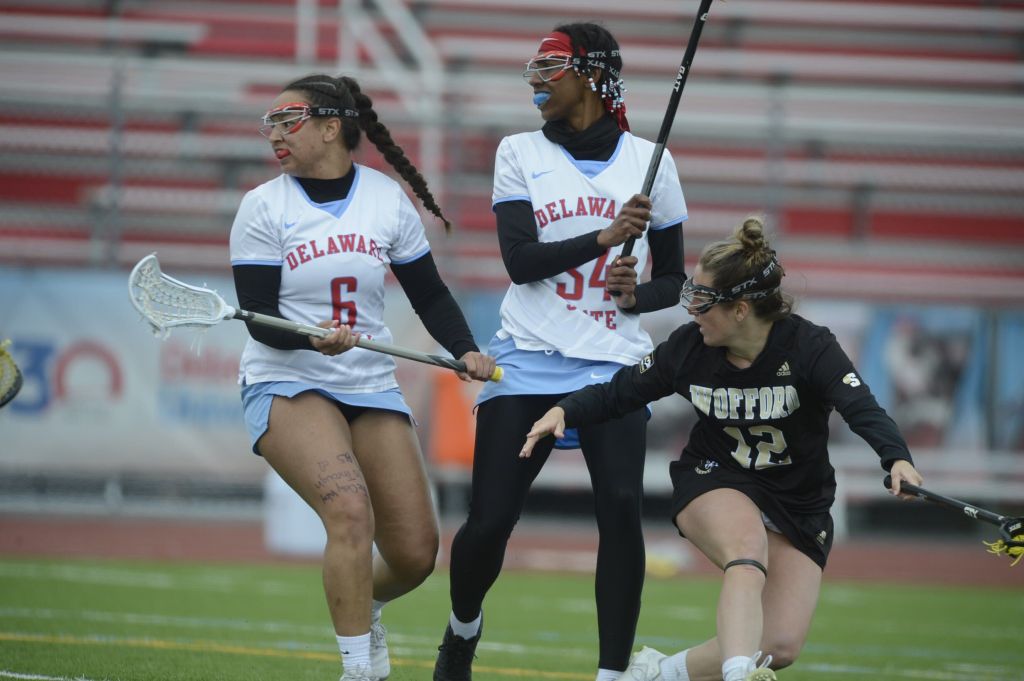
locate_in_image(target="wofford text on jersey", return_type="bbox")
[689,384,801,421]
[534,195,618,227]
[285,233,385,270]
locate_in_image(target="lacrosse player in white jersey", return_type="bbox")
[230,74,496,681]
[434,23,688,681]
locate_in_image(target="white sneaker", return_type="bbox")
[370,620,390,679]
[619,646,667,680]
[340,661,375,681]
[745,651,776,681]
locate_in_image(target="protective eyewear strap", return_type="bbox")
[726,255,780,297]
[264,102,359,121]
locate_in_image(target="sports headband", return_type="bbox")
[536,31,630,131]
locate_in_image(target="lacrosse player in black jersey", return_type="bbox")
[521,217,923,681]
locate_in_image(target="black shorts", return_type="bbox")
[668,451,834,569]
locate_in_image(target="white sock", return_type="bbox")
[595,669,620,681]
[337,632,371,668]
[449,610,482,639]
[660,649,690,681]
[371,599,385,624]
[722,654,754,681]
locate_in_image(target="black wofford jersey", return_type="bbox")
[558,314,912,513]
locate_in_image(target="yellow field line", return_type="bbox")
[0,632,591,680]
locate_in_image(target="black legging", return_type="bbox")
[447,394,647,671]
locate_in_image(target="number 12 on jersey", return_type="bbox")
[725,425,791,470]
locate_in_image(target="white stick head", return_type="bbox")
[128,253,234,337]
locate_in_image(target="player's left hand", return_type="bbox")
[458,351,498,383]
[311,320,360,356]
[607,255,639,309]
[887,459,924,500]
[520,407,566,458]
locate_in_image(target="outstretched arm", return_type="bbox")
[520,407,566,458]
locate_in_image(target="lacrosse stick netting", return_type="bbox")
[129,254,234,337]
[0,339,23,408]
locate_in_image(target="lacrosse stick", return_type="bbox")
[618,0,716,261]
[128,254,503,382]
[0,339,23,408]
[884,475,1023,566]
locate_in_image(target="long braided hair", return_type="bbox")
[283,74,451,232]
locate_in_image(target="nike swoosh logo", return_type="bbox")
[590,372,610,380]
[283,220,298,230]
[531,170,554,179]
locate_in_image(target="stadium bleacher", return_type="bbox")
[0,0,1021,301]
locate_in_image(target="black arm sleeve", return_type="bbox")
[232,264,313,351]
[626,223,685,314]
[495,200,607,284]
[391,253,479,360]
[809,335,913,470]
[557,335,679,427]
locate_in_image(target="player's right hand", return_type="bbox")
[457,351,499,383]
[596,194,651,248]
[310,320,360,356]
[520,407,566,458]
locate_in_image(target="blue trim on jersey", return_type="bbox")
[289,165,362,219]
[231,258,284,266]
[391,246,431,266]
[240,380,414,455]
[559,135,625,179]
[493,195,531,210]
[650,215,688,231]
[475,335,636,449]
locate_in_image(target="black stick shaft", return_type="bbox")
[620,0,714,259]
[883,475,1007,526]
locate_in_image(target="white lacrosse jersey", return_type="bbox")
[229,166,430,393]
[492,131,687,365]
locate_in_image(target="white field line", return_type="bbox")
[0,671,111,681]
[1,632,1018,680]
[0,563,304,596]
[801,663,1009,680]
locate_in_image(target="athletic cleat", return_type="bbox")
[370,620,390,679]
[339,661,376,681]
[619,646,667,680]
[433,620,482,681]
[745,650,776,681]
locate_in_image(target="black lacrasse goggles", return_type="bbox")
[680,256,781,314]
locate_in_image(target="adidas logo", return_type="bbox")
[816,530,827,545]
[776,361,791,377]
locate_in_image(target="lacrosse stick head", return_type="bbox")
[129,253,235,338]
[984,518,1024,567]
[0,339,23,408]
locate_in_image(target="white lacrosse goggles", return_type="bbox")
[258,102,356,138]
[522,52,575,83]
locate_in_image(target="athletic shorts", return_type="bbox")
[240,380,413,456]
[668,450,834,569]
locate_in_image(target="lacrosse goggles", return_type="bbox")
[259,102,359,138]
[522,51,577,83]
[680,255,782,314]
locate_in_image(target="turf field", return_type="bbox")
[0,556,1021,681]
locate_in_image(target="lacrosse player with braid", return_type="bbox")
[434,22,688,681]
[522,218,924,681]
[230,74,496,681]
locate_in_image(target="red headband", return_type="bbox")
[535,31,630,131]
[538,31,580,56]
